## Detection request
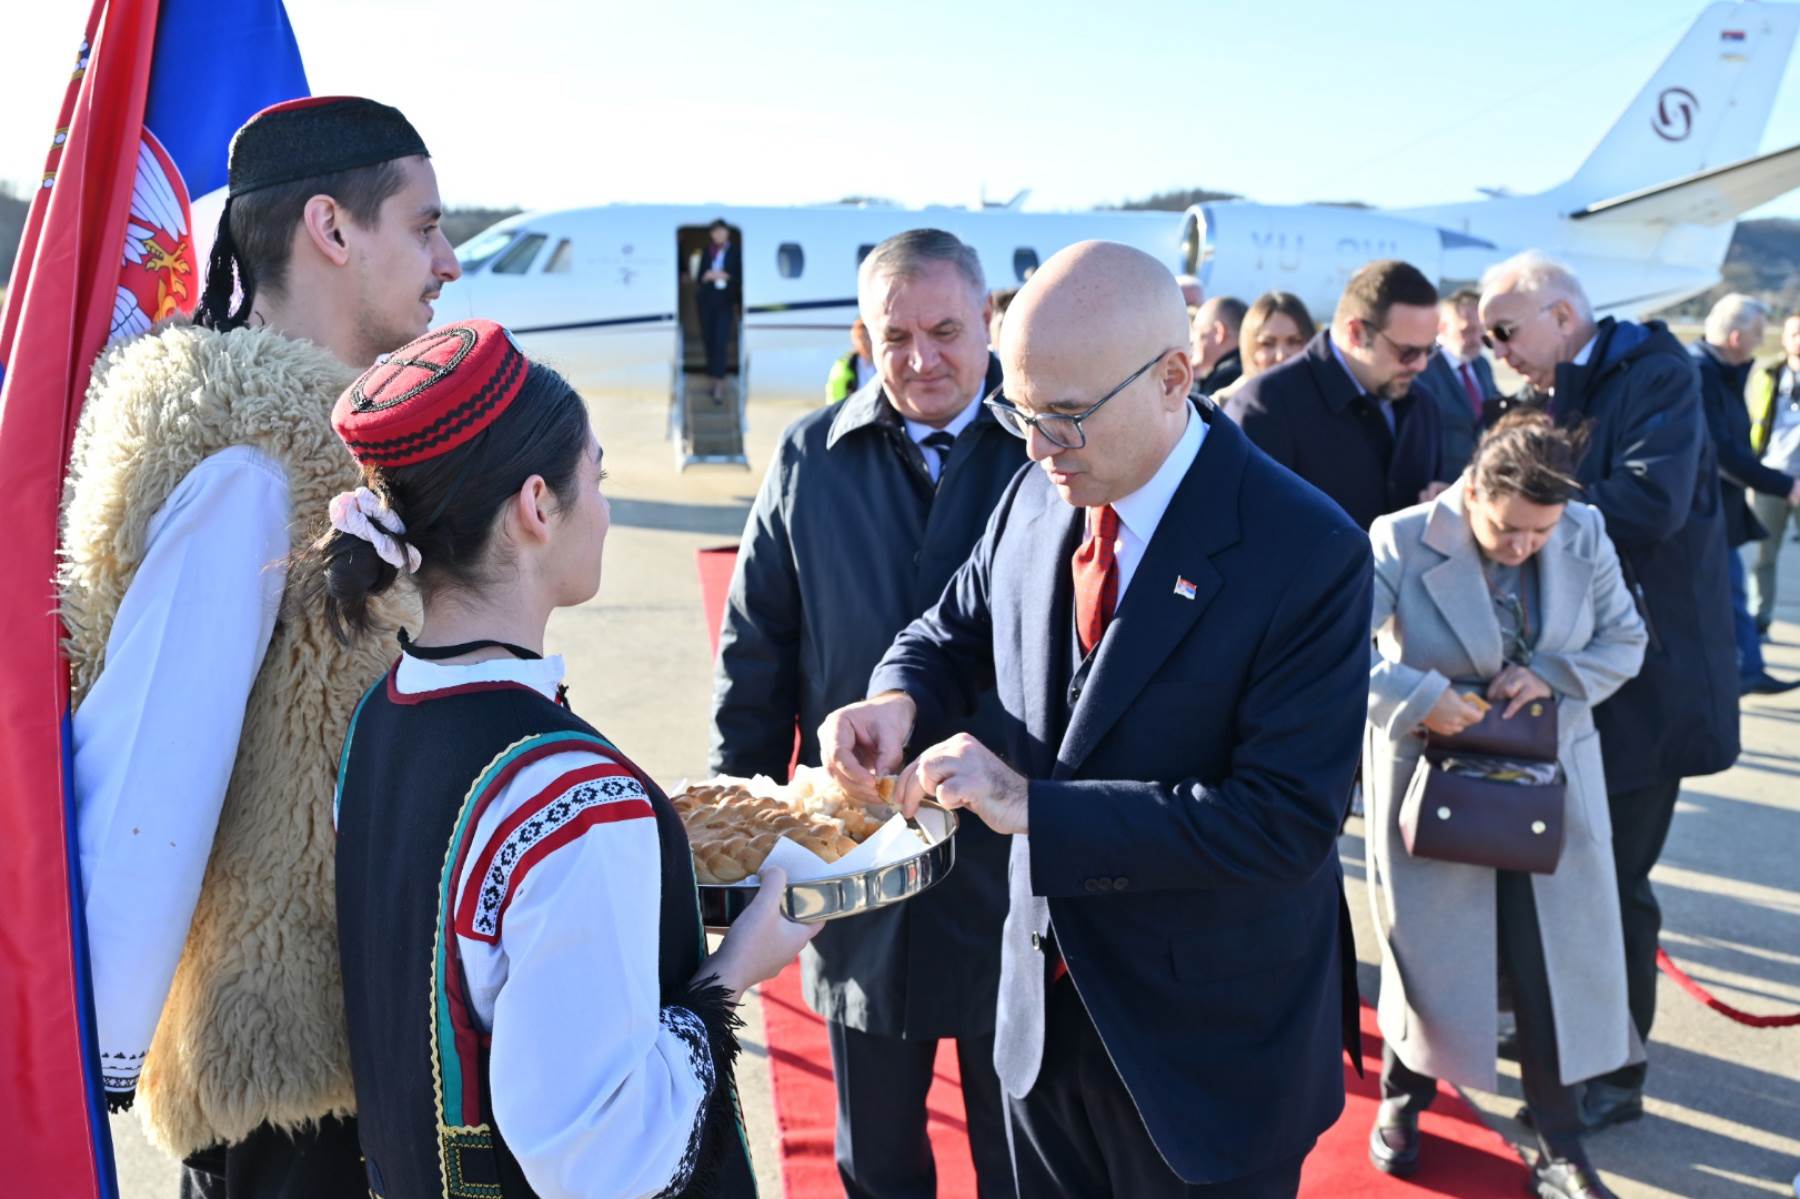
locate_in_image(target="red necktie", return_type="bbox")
[1458,362,1483,418]
[1073,505,1120,657]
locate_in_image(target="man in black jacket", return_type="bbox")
[1691,294,1800,694]
[710,229,1019,1199]
[1189,295,1246,394]
[1235,260,1446,530]
[1480,251,1739,1132]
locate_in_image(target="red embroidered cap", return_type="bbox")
[332,320,528,468]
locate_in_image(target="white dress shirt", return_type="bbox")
[73,445,290,1094]
[1572,333,1599,366]
[381,654,713,1199]
[903,392,982,483]
[1108,407,1206,600]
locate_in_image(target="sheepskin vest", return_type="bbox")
[59,323,419,1156]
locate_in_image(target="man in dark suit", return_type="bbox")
[1235,259,1446,529]
[693,217,741,398]
[1480,251,1739,1131]
[821,241,1370,1197]
[1415,285,1500,478]
[712,229,1017,1199]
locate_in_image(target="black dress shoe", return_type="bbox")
[1578,1081,1643,1131]
[1740,671,1800,696]
[1368,1102,1420,1177]
[1531,1155,1618,1198]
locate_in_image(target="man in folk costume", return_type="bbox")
[58,97,460,1194]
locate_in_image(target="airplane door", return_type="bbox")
[675,223,748,466]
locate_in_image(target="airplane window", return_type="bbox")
[544,239,574,274]
[491,233,547,276]
[455,227,516,273]
[1013,248,1039,282]
[856,244,876,266]
[778,243,805,279]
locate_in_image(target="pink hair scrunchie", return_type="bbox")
[328,487,421,574]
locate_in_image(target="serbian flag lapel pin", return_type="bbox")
[1173,576,1198,600]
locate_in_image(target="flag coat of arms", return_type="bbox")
[0,3,307,1193]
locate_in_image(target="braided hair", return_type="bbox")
[191,96,428,332]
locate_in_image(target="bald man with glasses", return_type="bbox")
[1236,259,1448,530]
[822,241,1369,1197]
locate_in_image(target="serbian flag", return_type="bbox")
[0,2,306,1193]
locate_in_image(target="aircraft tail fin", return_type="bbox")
[1564,2,1800,204]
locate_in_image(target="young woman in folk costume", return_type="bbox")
[316,320,815,1198]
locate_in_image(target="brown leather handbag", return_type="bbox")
[1399,695,1565,874]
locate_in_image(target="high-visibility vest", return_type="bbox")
[1748,360,1781,454]
[826,351,860,404]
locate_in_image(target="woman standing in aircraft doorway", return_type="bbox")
[695,218,741,400]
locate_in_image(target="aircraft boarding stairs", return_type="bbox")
[671,295,748,469]
[672,371,748,468]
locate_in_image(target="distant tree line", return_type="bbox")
[0,184,1795,319]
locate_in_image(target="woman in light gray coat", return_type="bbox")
[1364,412,1647,1199]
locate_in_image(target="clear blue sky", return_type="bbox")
[7,1,1800,218]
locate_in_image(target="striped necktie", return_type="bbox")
[921,430,956,486]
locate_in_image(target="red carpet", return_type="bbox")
[699,546,1528,1197]
[760,964,1527,1198]
[761,961,980,1198]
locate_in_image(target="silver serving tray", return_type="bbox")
[698,801,957,927]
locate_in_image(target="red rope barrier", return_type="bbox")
[1656,947,1800,1029]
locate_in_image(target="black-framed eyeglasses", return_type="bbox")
[1372,326,1437,367]
[983,348,1179,450]
[1483,301,1557,350]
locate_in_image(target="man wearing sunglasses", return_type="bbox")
[821,241,1370,1197]
[1234,259,1448,530]
[1478,250,1738,1135]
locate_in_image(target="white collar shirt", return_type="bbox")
[903,393,982,482]
[1108,407,1206,600]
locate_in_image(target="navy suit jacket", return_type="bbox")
[870,407,1370,1184]
[1417,350,1499,479]
[1235,330,1444,530]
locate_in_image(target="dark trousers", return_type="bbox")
[1597,776,1683,1092]
[697,290,733,379]
[179,1115,364,1199]
[1380,870,1583,1160]
[1005,981,1305,1198]
[828,1020,1015,1199]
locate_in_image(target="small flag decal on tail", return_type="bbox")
[1721,29,1746,42]
[1173,576,1197,600]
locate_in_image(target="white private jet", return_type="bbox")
[442,1,1800,466]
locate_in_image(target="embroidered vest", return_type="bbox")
[58,323,419,1155]
[334,668,755,1197]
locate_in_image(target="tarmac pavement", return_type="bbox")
[111,385,1800,1197]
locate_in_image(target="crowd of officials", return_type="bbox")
[59,92,1793,1199]
[773,236,1796,1199]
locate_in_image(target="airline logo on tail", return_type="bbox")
[1652,87,1698,142]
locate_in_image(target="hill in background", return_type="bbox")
[0,187,1794,320]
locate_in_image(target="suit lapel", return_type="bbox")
[1419,493,1505,677]
[1055,411,1244,776]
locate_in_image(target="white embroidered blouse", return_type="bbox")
[377,653,716,1199]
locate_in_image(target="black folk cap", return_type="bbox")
[227,95,429,197]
